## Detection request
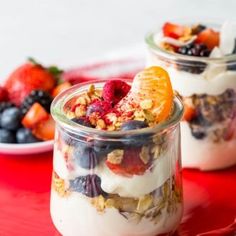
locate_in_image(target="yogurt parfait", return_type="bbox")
[146,21,236,170]
[50,67,184,236]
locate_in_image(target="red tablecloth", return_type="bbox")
[0,152,235,236]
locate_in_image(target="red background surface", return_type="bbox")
[0,151,235,236]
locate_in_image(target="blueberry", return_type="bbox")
[16,128,39,143]
[69,174,106,197]
[72,142,100,169]
[121,120,148,131]
[86,101,111,117]
[0,107,22,131]
[71,117,93,127]
[191,130,206,139]
[0,129,16,143]
[121,120,150,146]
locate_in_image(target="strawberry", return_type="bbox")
[22,102,49,129]
[196,28,219,50]
[0,86,8,102]
[106,148,150,176]
[163,22,188,39]
[52,81,71,98]
[32,115,55,141]
[4,63,56,106]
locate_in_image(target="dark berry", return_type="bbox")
[86,100,111,117]
[191,129,206,139]
[178,43,210,57]
[71,117,93,127]
[192,24,206,35]
[0,86,8,102]
[16,128,39,143]
[21,90,52,115]
[0,129,16,143]
[0,102,14,113]
[121,120,148,131]
[69,174,106,197]
[0,107,22,131]
[102,80,131,105]
[72,142,100,169]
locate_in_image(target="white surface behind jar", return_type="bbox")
[0,0,235,79]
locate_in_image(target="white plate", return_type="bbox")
[0,140,54,155]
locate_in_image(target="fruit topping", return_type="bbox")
[121,120,148,131]
[0,86,8,102]
[117,66,173,123]
[71,117,93,127]
[4,62,55,106]
[191,24,206,35]
[0,102,14,113]
[32,115,55,141]
[196,28,219,50]
[0,129,16,143]
[163,22,189,39]
[69,174,106,197]
[21,90,53,115]
[102,80,131,105]
[177,43,210,57]
[72,142,100,169]
[106,147,150,176]
[16,128,39,143]
[0,107,22,131]
[22,102,49,129]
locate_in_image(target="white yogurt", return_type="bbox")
[50,190,182,236]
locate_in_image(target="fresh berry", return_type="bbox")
[190,128,206,139]
[0,86,8,102]
[0,107,22,131]
[69,174,106,197]
[196,28,219,50]
[177,43,210,57]
[72,142,100,169]
[183,104,196,122]
[106,148,150,176]
[163,22,188,39]
[0,129,16,143]
[102,80,131,105]
[192,24,206,35]
[32,115,55,141]
[0,102,14,113]
[22,103,49,129]
[71,117,93,127]
[86,100,112,117]
[16,128,39,143]
[52,82,71,97]
[121,120,148,131]
[21,90,52,115]
[4,63,55,106]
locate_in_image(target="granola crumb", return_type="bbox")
[107,149,124,164]
[140,99,153,110]
[139,146,150,164]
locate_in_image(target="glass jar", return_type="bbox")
[50,80,184,236]
[145,22,236,170]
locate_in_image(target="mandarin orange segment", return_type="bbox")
[116,66,173,123]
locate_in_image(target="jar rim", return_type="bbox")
[51,80,184,138]
[145,21,236,65]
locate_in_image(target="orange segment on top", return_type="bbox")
[118,66,174,123]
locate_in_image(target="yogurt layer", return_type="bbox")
[50,190,183,236]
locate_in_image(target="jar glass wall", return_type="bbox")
[145,22,236,170]
[50,81,184,236]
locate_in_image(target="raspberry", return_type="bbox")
[0,86,8,102]
[86,100,112,117]
[102,80,131,105]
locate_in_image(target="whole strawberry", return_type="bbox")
[4,62,56,106]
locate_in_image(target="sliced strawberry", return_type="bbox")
[106,148,150,176]
[32,115,55,141]
[196,28,220,50]
[5,63,56,106]
[52,82,71,98]
[163,22,188,39]
[183,104,196,121]
[22,102,49,129]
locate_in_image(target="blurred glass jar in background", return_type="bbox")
[50,81,184,236]
[145,21,236,170]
